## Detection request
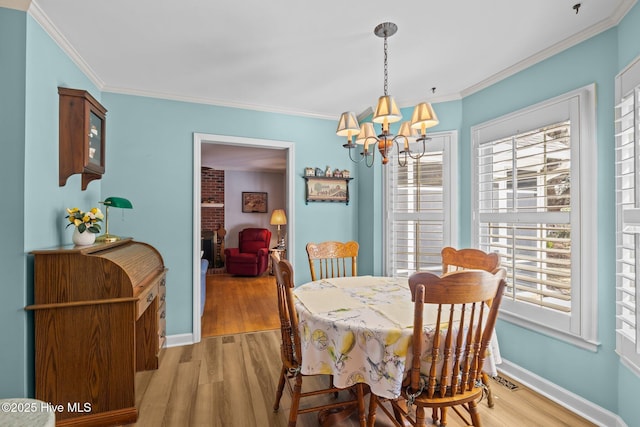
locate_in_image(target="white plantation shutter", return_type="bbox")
[477,122,572,312]
[385,132,457,277]
[472,85,597,346]
[615,56,640,374]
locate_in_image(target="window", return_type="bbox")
[385,132,458,277]
[472,85,598,348]
[615,56,640,375]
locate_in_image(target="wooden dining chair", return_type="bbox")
[306,241,359,281]
[441,246,501,409]
[442,246,501,275]
[271,254,366,427]
[367,269,507,427]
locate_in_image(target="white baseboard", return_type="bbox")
[165,333,194,348]
[499,359,626,427]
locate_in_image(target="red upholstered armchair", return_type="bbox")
[224,228,272,276]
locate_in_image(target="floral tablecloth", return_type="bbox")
[293,275,502,399]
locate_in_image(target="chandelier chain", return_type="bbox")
[383,35,389,96]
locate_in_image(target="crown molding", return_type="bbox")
[401,92,462,108]
[461,4,636,99]
[28,1,105,90]
[102,84,337,120]
[612,0,639,24]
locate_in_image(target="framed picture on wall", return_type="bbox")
[304,177,352,205]
[242,192,268,213]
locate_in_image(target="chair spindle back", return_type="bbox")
[306,241,359,281]
[408,269,506,399]
[441,246,501,275]
[272,253,301,369]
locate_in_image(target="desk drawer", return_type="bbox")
[157,276,166,349]
[136,280,159,319]
[157,277,167,306]
[158,314,167,349]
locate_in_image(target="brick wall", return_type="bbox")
[201,168,224,267]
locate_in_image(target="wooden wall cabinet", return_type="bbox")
[27,238,167,426]
[58,87,107,190]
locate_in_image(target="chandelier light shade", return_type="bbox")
[356,122,377,145]
[336,112,361,147]
[398,121,420,141]
[337,22,440,167]
[411,102,439,134]
[373,95,402,128]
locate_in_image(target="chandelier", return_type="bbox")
[336,22,439,167]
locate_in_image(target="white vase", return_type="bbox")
[72,228,96,246]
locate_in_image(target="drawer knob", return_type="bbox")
[160,310,166,319]
[147,293,154,303]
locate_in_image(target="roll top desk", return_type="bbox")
[27,238,167,426]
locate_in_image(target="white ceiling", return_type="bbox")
[10,0,637,171]
[201,143,288,173]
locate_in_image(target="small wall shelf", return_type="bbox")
[201,203,224,208]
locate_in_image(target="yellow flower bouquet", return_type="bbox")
[65,207,104,233]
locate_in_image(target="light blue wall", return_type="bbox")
[618,0,640,70]
[0,7,28,398]
[24,13,103,250]
[100,93,359,333]
[0,8,103,398]
[355,159,382,277]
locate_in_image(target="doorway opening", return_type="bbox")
[192,133,295,343]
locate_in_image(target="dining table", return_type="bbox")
[293,275,502,400]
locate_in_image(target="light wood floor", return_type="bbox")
[123,273,597,426]
[201,272,280,337]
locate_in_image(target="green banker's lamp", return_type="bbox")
[96,197,133,242]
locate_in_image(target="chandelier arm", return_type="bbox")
[397,151,408,167]
[363,136,378,168]
[391,136,407,167]
[365,149,376,168]
[347,147,365,164]
[365,135,380,148]
[393,135,409,154]
[407,137,429,160]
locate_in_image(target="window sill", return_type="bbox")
[499,310,600,352]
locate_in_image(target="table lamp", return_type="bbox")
[269,209,287,246]
[96,196,133,242]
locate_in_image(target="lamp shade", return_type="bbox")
[373,95,402,124]
[410,102,439,132]
[103,196,133,209]
[336,112,361,137]
[355,122,377,145]
[270,209,287,225]
[398,121,420,142]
